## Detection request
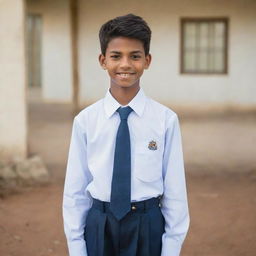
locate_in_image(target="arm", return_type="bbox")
[161,113,190,256]
[63,116,92,256]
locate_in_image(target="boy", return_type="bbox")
[63,14,189,256]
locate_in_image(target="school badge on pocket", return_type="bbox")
[148,140,157,150]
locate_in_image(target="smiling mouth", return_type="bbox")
[116,73,136,78]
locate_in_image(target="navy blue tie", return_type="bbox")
[110,106,133,220]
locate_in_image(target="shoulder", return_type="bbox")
[73,98,104,129]
[146,96,178,123]
[146,97,181,138]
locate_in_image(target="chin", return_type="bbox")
[120,83,135,88]
[113,80,139,89]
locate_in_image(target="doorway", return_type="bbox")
[26,14,42,100]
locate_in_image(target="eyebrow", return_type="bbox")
[109,50,143,54]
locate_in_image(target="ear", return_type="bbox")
[144,54,152,70]
[99,54,107,70]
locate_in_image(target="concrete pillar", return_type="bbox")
[0,0,27,161]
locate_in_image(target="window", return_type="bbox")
[26,14,42,87]
[180,18,228,74]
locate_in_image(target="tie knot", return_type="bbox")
[117,106,133,120]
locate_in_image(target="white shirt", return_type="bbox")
[63,87,190,256]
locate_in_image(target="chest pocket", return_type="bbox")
[134,140,163,182]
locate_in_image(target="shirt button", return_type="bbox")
[131,205,136,210]
[159,203,162,207]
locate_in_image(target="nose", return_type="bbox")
[119,56,131,69]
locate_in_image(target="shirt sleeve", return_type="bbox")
[160,113,190,256]
[63,116,93,256]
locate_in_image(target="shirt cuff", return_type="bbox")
[67,239,88,256]
[161,237,182,256]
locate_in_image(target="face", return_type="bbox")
[99,37,151,90]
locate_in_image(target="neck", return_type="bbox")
[109,84,140,106]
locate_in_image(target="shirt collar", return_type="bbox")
[104,87,146,118]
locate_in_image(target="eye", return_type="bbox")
[131,55,141,60]
[110,55,120,59]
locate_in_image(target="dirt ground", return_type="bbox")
[0,100,256,256]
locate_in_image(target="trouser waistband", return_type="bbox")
[91,196,162,213]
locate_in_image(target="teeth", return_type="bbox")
[118,73,133,77]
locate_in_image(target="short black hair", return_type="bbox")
[99,14,151,56]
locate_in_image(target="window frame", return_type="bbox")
[180,17,229,75]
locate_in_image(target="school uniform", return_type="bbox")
[63,88,190,256]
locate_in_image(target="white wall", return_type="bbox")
[78,0,256,107]
[27,0,72,102]
[0,0,27,160]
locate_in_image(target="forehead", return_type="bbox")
[106,36,144,53]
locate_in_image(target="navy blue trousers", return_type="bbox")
[84,196,165,256]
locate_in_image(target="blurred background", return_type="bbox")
[0,0,256,255]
